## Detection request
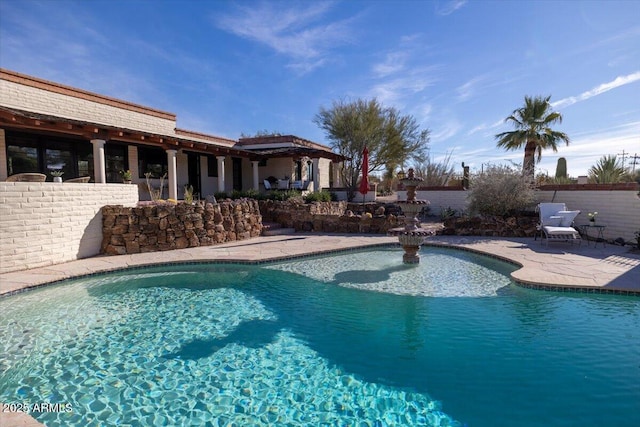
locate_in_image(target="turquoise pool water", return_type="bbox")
[1,247,638,426]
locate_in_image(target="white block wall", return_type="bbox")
[536,190,640,242]
[0,183,138,274]
[398,189,469,216]
[0,79,176,135]
[402,188,640,242]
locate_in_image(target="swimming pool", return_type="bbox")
[1,247,638,426]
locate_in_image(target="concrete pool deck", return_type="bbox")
[1,234,639,296]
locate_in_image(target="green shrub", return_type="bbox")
[304,190,333,203]
[266,189,299,201]
[440,206,457,220]
[214,191,228,200]
[467,165,535,217]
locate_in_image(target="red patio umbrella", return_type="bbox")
[358,146,369,203]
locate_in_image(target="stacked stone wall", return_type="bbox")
[101,199,262,255]
[258,200,398,234]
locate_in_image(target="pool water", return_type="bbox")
[1,247,638,426]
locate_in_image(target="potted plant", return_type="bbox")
[120,170,132,184]
[587,211,598,225]
[184,184,194,204]
[50,170,64,182]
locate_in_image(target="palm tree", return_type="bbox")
[588,155,627,183]
[495,95,570,179]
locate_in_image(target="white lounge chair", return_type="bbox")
[537,203,581,245]
[277,179,289,190]
[263,179,272,190]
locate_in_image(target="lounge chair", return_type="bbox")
[263,179,272,190]
[65,176,91,183]
[5,173,47,182]
[537,202,581,245]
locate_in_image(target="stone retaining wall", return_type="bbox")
[101,199,262,255]
[258,199,399,233]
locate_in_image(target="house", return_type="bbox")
[0,68,345,200]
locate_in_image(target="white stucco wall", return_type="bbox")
[402,188,640,242]
[0,182,139,274]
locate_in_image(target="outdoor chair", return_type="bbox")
[65,176,91,183]
[277,179,289,190]
[536,202,581,245]
[263,179,272,190]
[291,180,303,190]
[5,173,47,182]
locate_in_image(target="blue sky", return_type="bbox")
[1,0,638,177]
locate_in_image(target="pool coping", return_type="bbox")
[1,234,639,297]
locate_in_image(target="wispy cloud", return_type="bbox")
[369,35,439,107]
[435,0,467,16]
[369,70,438,107]
[552,71,640,109]
[215,1,354,73]
[457,75,486,101]
[431,118,462,142]
[372,52,409,78]
[467,118,507,136]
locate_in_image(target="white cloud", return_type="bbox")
[373,52,409,78]
[536,121,640,176]
[215,2,354,72]
[435,0,467,16]
[370,72,437,107]
[456,75,485,101]
[552,71,640,109]
[431,119,462,142]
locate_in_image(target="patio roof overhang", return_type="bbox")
[247,146,348,162]
[0,107,265,160]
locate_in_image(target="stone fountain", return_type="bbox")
[387,168,434,264]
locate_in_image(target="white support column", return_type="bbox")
[166,149,178,200]
[251,161,259,190]
[216,156,226,192]
[91,139,106,183]
[312,158,321,192]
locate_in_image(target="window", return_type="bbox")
[6,131,93,180]
[138,147,167,178]
[7,145,38,175]
[45,148,74,177]
[295,161,302,180]
[105,144,128,183]
[207,155,218,177]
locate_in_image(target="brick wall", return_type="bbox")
[0,79,176,135]
[0,183,138,273]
